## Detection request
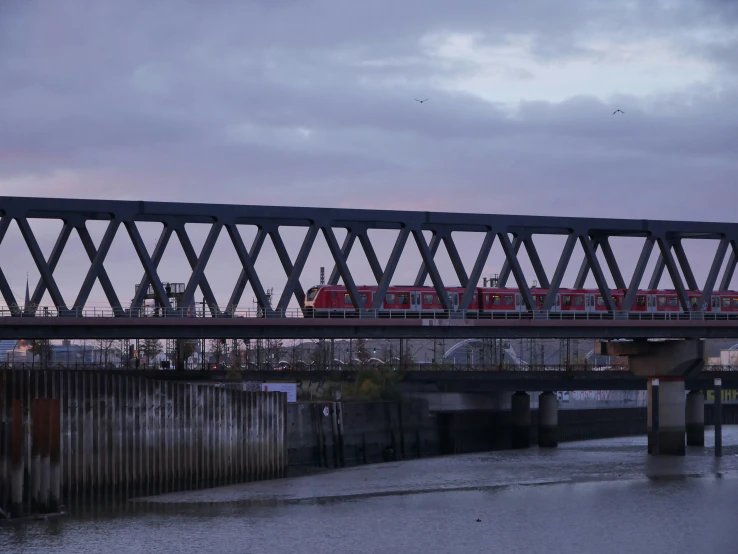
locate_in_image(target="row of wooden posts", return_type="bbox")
[0,370,288,519]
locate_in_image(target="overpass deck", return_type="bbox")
[1,313,737,340]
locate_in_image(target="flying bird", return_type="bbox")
[415,98,429,103]
[613,109,624,115]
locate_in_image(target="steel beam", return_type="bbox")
[657,237,690,311]
[16,218,69,312]
[73,220,120,312]
[126,221,172,310]
[599,238,627,290]
[459,230,495,311]
[579,234,616,312]
[227,228,267,311]
[3,316,738,341]
[0,215,19,315]
[131,225,173,310]
[358,231,384,284]
[648,253,666,289]
[414,232,441,286]
[498,235,522,288]
[673,240,699,290]
[76,224,123,315]
[328,230,356,285]
[498,233,533,310]
[227,224,272,314]
[29,223,73,311]
[443,234,469,287]
[623,237,655,311]
[413,230,451,310]
[719,241,737,291]
[272,226,317,312]
[323,226,365,312]
[523,236,550,289]
[371,228,409,310]
[699,237,729,309]
[178,223,222,312]
[542,234,577,311]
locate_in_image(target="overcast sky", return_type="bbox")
[1,0,737,310]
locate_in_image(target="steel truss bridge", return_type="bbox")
[1,196,737,340]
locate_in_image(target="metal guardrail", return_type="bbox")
[1,307,738,321]
[1,362,736,372]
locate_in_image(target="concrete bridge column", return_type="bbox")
[538,391,558,448]
[511,392,530,449]
[647,378,685,456]
[686,390,704,447]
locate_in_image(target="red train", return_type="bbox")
[304,285,738,316]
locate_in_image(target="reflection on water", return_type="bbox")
[2,428,738,554]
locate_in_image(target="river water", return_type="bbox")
[3,428,738,554]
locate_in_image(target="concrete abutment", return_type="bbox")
[538,391,558,448]
[647,379,686,456]
[686,390,705,447]
[511,392,531,449]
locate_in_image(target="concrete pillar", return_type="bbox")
[511,392,530,449]
[647,379,685,455]
[538,391,558,448]
[685,390,704,447]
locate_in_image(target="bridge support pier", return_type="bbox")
[538,391,558,448]
[647,378,685,456]
[511,392,530,449]
[686,390,704,447]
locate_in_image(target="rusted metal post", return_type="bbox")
[49,399,61,512]
[38,399,51,513]
[11,400,24,518]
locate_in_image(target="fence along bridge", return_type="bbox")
[0,196,737,339]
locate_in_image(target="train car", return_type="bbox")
[304,285,482,317]
[304,284,738,317]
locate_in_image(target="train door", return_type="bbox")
[409,291,423,312]
[448,292,459,311]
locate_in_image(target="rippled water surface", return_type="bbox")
[3,428,738,554]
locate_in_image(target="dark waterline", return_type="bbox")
[2,429,738,554]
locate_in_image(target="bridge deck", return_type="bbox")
[1,315,737,340]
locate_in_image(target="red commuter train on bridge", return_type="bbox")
[304,285,738,316]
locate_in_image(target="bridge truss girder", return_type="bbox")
[1,196,738,317]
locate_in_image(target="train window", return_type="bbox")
[306,287,320,301]
[557,294,561,306]
[658,297,666,307]
[344,294,353,305]
[398,293,409,304]
[492,295,501,305]
[668,298,678,307]
[562,295,572,307]
[360,293,368,304]
[423,293,434,304]
[585,295,589,306]
[504,295,513,306]
[636,296,646,307]
[516,294,521,306]
[574,296,584,307]
[385,293,396,304]
[472,294,477,305]
[723,297,731,308]
[712,297,719,308]
[733,298,738,308]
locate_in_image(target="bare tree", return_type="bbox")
[142,338,162,367]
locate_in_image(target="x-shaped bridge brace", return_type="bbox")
[1,197,737,317]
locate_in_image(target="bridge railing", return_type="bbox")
[1,306,737,321]
[0,361,634,372]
